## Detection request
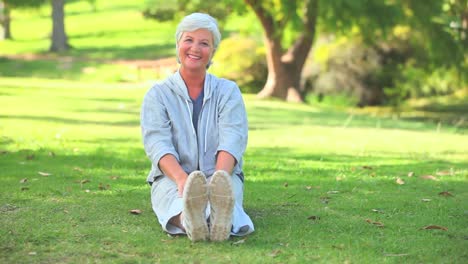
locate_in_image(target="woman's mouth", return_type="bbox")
[187,54,201,60]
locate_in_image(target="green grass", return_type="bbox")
[0,0,176,82]
[0,77,467,263]
[1,1,467,263]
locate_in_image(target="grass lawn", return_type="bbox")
[0,77,467,263]
[1,1,467,263]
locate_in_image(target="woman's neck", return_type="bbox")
[180,67,205,99]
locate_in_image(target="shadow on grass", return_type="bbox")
[248,105,467,133]
[0,115,139,127]
[403,100,468,129]
[0,42,174,80]
[1,144,466,261]
[67,43,175,60]
[0,57,99,80]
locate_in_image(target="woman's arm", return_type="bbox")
[215,150,236,175]
[159,154,188,197]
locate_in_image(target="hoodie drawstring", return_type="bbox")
[185,100,196,136]
[204,101,211,153]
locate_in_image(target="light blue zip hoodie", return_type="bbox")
[141,71,248,183]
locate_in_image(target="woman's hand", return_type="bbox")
[176,176,187,197]
[159,154,188,197]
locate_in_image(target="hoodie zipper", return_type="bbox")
[185,99,199,170]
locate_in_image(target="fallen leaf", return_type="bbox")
[129,209,142,215]
[232,238,246,245]
[436,170,452,176]
[73,167,83,172]
[80,179,90,184]
[372,209,384,214]
[365,219,385,228]
[28,252,37,256]
[438,191,453,197]
[48,151,55,157]
[336,176,343,181]
[421,225,448,231]
[109,175,119,180]
[1,204,18,212]
[305,186,312,190]
[283,182,288,187]
[396,177,405,185]
[362,166,373,170]
[327,190,340,194]
[332,244,345,250]
[20,178,28,183]
[320,197,330,204]
[421,199,431,202]
[38,171,52,177]
[307,215,320,220]
[268,249,281,258]
[98,183,110,190]
[420,175,438,181]
[384,253,410,257]
[407,172,414,177]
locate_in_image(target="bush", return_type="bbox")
[209,35,267,94]
[142,0,178,21]
[302,33,465,107]
[303,38,388,106]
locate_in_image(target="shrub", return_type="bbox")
[209,35,267,94]
[142,0,178,21]
[304,38,388,106]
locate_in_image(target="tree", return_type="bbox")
[245,0,466,102]
[49,0,70,52]
[143,0,465,102]
[0,1,11,39]
[244,0,318,102]
[142,0,238,25]
[0,0,46,40]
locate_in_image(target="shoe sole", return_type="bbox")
[209,170,235,241]
[183,171,209,242]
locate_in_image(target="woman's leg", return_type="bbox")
[150,176,185,234]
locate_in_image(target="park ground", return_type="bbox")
[1,0,467,263]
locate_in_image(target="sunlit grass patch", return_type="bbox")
[1,78,467,262]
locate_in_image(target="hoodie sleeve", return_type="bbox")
[216,82,248,164]
[141,86,179,174]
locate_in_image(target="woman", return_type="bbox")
[140,13,254,242]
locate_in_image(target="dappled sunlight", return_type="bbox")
[1,0,466,262]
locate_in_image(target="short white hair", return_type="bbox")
[175,13,221,67]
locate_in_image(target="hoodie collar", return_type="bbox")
[168,70,213,101]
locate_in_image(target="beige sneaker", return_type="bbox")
[182,171,209,242]
[209,170,235,241]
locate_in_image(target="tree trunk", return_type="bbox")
[49,0,69,52]
[245,0,318,103]
[257,44,304,102]
[0,1,12,40]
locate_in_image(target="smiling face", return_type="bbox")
[177,29,215,73]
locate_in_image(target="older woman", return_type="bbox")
[141,13,254,242]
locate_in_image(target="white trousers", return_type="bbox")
[150,174,254,236]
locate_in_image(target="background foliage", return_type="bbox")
[0,1,467,262]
